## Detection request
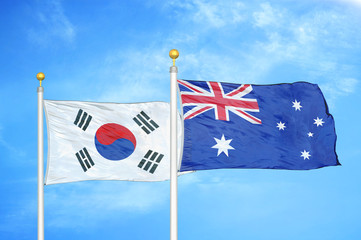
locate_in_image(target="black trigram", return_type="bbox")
[74,109,92,131]
[133,111,159,134]
[138,150,164,174]
[75,148,95,172]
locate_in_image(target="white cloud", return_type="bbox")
[293,26,316,45]
[27,0,75,45]
[95,48,171,103]
[165,0,246,28]
[180,50,261,84]
[320,78,359,107]
[332,0,361,7]
[193,0,245,27]
[240,2,361,87]
[340,78,358,93]
[253,2,283,28]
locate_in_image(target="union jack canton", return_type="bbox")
[178,79,261,124]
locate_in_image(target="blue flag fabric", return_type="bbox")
[178,79,339,172]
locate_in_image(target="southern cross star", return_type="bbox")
[212,134,235,157]
[292,100,302,111]
[300,150,311,160]
[314,117,324,127]
[277,121,286,130]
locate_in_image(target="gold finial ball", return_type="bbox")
[36,72,45,81]
[169,49,179,60]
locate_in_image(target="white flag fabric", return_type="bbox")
[44,100,184,185]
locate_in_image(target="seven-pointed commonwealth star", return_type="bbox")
[301,150,311,160]
[277,121,286,130]
[314,117,324,127]
[212,134,235,157]
[292,100,302,111]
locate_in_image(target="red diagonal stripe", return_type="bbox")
[227,84,250,97]
[234,109,262,124]
[185,106,213,120]
[178,80,204,93]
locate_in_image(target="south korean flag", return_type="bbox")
[44,100,184,185]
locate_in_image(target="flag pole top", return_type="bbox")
[36,72,45,87]
[169,49,179,66]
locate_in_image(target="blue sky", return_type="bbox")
[1,0,361,239]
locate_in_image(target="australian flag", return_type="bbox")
[178,79,340,172]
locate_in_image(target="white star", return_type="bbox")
[307,132,314,137]
[314,117,324,127]
[276,121,286,130]
[300,150,311,160]
[212,134,235,157]
[292,100,302,111]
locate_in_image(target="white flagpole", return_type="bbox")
[37,72,45,240]
[169,49,179,240]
